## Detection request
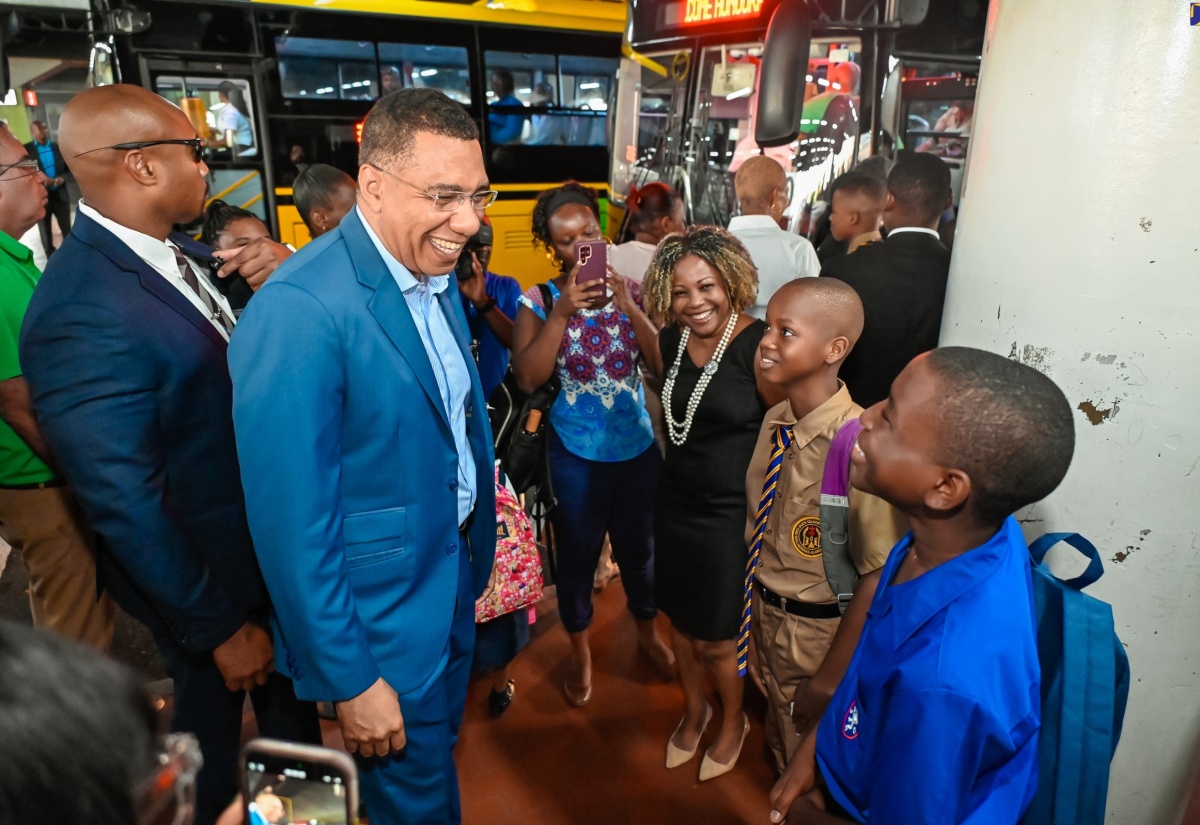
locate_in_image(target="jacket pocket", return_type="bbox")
[342,506,407,567]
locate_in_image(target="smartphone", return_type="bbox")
[242,738,359,825]
[575,239,607,284]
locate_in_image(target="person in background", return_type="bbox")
[0,620,193,825]
[0,126,115,651]
[827,172,886,256]
[229,87,497,825]
[19,84,316,825]
[610,181,686,283]
[212,81,255,157]
[200,199,274,316]
[511,181,675,707]
[746,278,905,773]
[769,348,1068,825]
[457,215,521,400]
[729,155,820,320]
[641,226,766,781]
[528,82,567,146]
[815,156,892,264]
[293,163,358,241]
[820,154,953,407]
[488,69,526,145]
[248,793,286,825]
[798,62,860,160]
[380,65,403,96]
[24,120,71,256]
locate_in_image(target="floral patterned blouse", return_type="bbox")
[518,281,654,462]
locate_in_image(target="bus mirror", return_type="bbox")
[754,0,812,148]
[0,12,18,97]
[895,0,931,25]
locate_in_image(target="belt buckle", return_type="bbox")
[779,593,789,612]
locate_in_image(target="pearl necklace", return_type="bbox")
[662,312,740,446]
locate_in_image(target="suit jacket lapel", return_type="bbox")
[341,212,452,433]
[72,213,227,351]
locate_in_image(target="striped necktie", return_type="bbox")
[172,246,233,334]
[737,422,792,677]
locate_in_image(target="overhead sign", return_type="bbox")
[683,0,764,25]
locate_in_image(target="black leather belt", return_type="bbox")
[0,478,66,491]
[757,580,841,619]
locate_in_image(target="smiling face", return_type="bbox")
[850,355,946,511]
[358,130,487,277]
[669,254,731,338]
[546,201,602,268]
[758,286,838,381]
[215,215,270,251]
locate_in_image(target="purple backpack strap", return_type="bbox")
[819,418,864,613]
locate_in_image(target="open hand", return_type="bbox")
[336,677,406,758]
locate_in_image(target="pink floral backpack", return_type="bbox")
[475,471,545,623]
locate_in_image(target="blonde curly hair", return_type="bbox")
[641,225,758,324]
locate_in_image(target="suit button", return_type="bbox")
[446,542,458,556]
[466,404,473,418]
[449,479,459,491]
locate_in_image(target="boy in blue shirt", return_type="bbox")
[769,346,1075,825]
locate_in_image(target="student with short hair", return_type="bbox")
[827,173,886,256]
[820,154,953,408]
[747,278,906,772]
[292,163,357,240]
[201,199,273,314]
[769,346,1073,825]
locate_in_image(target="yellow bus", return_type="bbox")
[89,0,625,285]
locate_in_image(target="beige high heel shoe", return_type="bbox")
[665,703,712,769]
[698,713,750,781]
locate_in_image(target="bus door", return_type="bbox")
[138,57,272,241]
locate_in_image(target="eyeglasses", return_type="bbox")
[135,732,202,825]
[73,138,205,164]
[368,164,498,212]
[0,158,41,181]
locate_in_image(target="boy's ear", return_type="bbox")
[924,467,972,514]
[825,334,852,364]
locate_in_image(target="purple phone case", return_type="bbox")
[575,241,607,283]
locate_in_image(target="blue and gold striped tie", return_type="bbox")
[737,423,792,677]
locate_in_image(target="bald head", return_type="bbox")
[771,277,865,347]
[60,84,209,237]
[735,155,788,215]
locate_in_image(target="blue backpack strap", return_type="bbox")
[819,418,863,614]
[1028,532,1105,590]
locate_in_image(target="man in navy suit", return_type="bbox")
[229,88,497,824]
[18,85,319,825]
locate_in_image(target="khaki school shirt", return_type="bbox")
[744,384,907,604]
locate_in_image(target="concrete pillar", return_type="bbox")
[941,1,1200,822]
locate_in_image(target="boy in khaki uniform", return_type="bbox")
[744,278,906,771]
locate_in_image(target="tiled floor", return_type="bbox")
[453,582,778,825]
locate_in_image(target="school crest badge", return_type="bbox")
[791,516,822,558]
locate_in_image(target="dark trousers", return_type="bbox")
[39,187,71,253]
[356,538,476,824]
[548,432,662,634]
[159,636,322,825]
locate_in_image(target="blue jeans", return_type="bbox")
[548,432,661,634]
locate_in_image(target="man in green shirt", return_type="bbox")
[0,125,114,649]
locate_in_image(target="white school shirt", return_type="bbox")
[728,214,821,320]
[78,201,235,341]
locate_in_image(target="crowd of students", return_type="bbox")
[0,83,1080,825]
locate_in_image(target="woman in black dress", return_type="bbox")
[641,226,766,781]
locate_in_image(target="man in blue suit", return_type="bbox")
[18,85,319,825]
[229,88,497,824]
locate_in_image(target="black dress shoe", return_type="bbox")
[488,679,515,718]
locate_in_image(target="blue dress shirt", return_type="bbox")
[816,517,1041,824]
[34,140,57,188]
[359,209,477,525]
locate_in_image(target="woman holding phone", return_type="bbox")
[641,226,766,780]
[511,182,675,706]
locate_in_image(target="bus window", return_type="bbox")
[378,44,471,104]
[276,37,378,101]
[155,75,259,160]
[609,53,681,206]
[558,55,619,147]
[483,51,554,145]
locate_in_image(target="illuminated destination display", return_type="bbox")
[683,0,764,24]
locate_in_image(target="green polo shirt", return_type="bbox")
[0,230,54,485]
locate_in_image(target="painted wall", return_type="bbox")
[941,0,1200,822]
